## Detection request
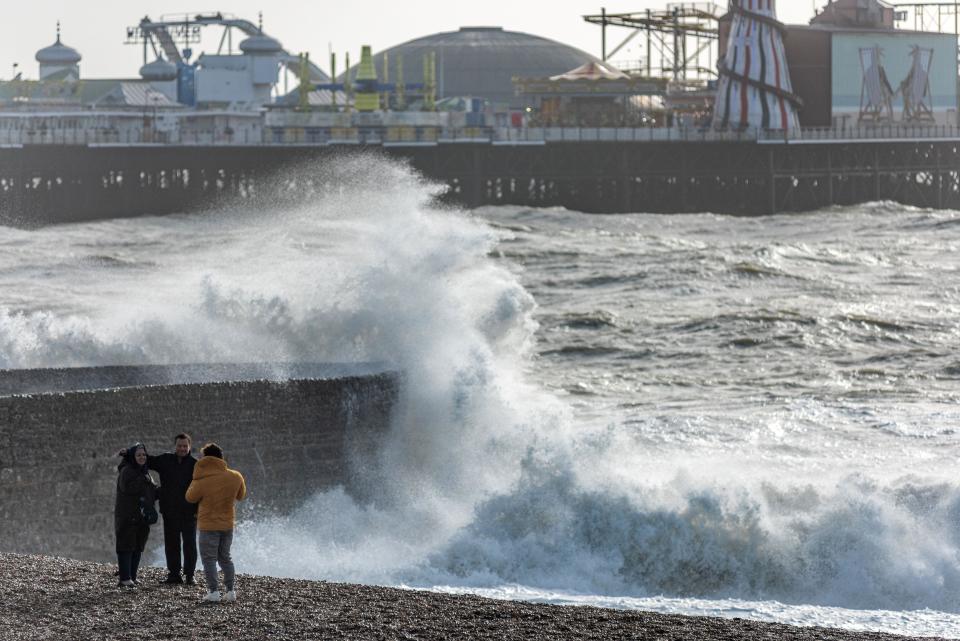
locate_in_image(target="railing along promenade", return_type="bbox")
[2,125,960,146]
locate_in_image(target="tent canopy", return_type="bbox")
[549,62,629,81]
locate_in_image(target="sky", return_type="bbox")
[6,1,817,80]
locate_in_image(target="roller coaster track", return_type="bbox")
[134,14,330,82]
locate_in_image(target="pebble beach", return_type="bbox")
[0,553,950,641]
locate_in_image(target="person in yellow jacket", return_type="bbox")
[185,442,246,603]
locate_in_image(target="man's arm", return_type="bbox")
[236,473,247,501]
[146,453,162,472]
[185,480,202,504]
[118,451,164,474]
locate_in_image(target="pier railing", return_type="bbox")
[2,124,960,146]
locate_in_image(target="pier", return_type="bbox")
[1,128,959,223]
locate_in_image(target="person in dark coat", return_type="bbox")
[115,434,199,585]
[114,443,157,587]
[147,433,199,585]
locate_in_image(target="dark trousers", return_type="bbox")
[162,513,198,578]
[117,550,142,582]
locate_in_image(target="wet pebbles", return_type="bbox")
[0,553,948,641]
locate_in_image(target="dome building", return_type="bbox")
[239,33,284,104]
[365,26,604,108]
[238,33,283,55]
[36,23,82,80]
[193,29,284,106]
[139,57,177,82]
[139,56,179,101]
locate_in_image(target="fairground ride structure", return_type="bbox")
[124,12,330,90]
[711,0,801,131]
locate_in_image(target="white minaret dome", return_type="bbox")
[36,34,81,65]
[36,23,82,80]
[239,33,283,55]
[139,56,177,81]
[240,13,282,55]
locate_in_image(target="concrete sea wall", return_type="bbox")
[0,363,397,562]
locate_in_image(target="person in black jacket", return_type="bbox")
[147,433,199,585]
[115,443,157,587]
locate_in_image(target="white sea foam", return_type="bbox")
[427,586,960,640]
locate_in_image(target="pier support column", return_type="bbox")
[936,146,944,209]
[826,149,834,206]
[768,147,777,215]
[679,146,688,212]
[619,148,633,213]
[874,147,881,201]
[467,146,483,208]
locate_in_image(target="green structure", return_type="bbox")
[355,45,379,112]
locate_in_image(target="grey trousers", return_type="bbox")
[198,529,235,593]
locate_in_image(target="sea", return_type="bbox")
[3,156,960,638]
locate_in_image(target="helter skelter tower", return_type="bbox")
[713,0,802,131]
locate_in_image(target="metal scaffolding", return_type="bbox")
[893,2,960,34]
[124,13,329,82]
[583,3,722,81]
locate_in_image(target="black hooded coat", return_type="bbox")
[114,444,158,552]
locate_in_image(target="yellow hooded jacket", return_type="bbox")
[185,456,247,531]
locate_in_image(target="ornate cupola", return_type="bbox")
[36,22,82,80]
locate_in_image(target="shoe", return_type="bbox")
[185,575,195,586]
[162,574,183,585]
[118,580,135,588]
[202,591,221,603]
[222,590,236,603]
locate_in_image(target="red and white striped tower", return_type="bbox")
[713,0,801,131]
